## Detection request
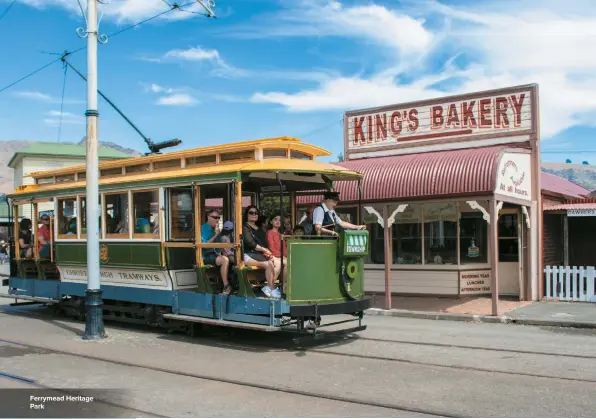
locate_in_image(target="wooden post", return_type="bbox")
[490,199,499,316]
[235,181,243,268]
[290,191,296,227]
[33,202,39,260]
[383,205,391,310]
[49,212,54,263]
[563,214,569,266]
[14,204,19,260]
[194,184,203,268]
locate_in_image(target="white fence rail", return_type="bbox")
[544,266,596,302]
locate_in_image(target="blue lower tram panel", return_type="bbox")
[7,278,290,328]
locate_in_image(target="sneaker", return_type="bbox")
[262,286,272,297]
[271,288,281,299]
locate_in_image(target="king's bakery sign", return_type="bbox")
[344,84,538,159]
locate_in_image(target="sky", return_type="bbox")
[1,0,596,164]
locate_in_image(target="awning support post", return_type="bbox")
[490,199,500,316]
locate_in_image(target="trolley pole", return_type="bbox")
[82,0,105,340]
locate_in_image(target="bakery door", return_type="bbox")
[498,212,521,296]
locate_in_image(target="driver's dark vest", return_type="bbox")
[319,205,336,232]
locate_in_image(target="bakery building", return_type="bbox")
[299,84,562,314]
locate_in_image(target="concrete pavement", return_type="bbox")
[0,297,595,417]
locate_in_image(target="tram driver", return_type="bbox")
[201,209,232,295]
[313,191,366,236]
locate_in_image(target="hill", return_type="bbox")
[541,162,596,191]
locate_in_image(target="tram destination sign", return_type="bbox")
[344,84,538,160]
[58,266,170,288]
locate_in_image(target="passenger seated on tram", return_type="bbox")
[242,205,279,299]
[293,225,305,236]
[219,221,235,264]
[201,209,232,295]
[19,218,33,259]
[266,215,287,289]
[38,214,53,259]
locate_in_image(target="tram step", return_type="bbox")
[162,313,280,332]
[0,293,60,304]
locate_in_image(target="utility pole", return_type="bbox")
[81,0,105,340]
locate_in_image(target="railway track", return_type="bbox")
[0,337,452,418]
[2,302,596,387]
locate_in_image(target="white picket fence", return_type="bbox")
[544,266,596,302]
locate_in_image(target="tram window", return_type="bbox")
[37,177,54,185]
[132,190,160,238]
[126,164,150,174]
[154,159,181,171]
[290,151,312,160]
[57,198,77,237]
[77,172,86,181]
[100,167,123,178]
[186,155,216,166]
[56,174,75,183]
[263,149,288,159]
[80,196,101,238]
[220,150,254,162]
[168,188,193,240]
[104,193,129,238]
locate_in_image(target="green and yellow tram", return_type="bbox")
[3,136,371,341]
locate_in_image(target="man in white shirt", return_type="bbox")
[313,191,366,236]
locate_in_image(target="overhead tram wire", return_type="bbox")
[57,61,68,143]
[0,0,18,23]
[0,1,199,95]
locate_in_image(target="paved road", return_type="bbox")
[0,291,595,417]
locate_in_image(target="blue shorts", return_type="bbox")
[203,253,218,266]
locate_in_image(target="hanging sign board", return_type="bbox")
[344,84,537,160]
[494,152,532,202]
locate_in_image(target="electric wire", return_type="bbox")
[0,0,18,23]
[0,2,197,95]
[57,62,68,143]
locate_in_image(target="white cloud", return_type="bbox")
[14,90,84,105]
[156,93,198,106]
[43,110,85,126]
[14,91,53,102]
[17,0,209,23]
[223,0,433,67]
[165,46,221,62]
[249,0,596,139]
[161,45,248,78]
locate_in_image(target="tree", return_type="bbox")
[566,159,572,163]
[583,161,589,165]
[337,153,344,162]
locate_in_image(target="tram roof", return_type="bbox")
[9,136,362,199]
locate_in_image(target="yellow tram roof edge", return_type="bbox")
[8,158,362,199]
[24,136,331,179]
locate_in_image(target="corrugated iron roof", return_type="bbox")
[303,146,506,203]
[295,148,591,205]
[540,172,590,198]
[544,203,596,211]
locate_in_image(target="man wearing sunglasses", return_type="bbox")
[313,191,366,236]
[200,209,232,295]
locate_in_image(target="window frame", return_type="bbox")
[103,190,132,240]
[131,188,161,240]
